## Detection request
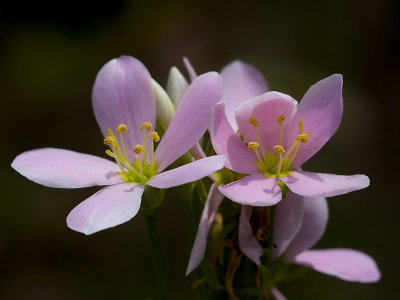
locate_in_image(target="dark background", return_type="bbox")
[1,0,398,299]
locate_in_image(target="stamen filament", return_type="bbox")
[106,149,129,177]
[134,144,146,181]
[273,145,285,177]
[117,124,129,163]
[148,131,160,172]
[248,142,264,166]
[249,117,266,158]
[140,122,152,167]
[277,115,285,146]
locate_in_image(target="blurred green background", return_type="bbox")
[1,0,398,299]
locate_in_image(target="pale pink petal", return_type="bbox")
[67,183,144,235]
[292,249,381,283]
[147,155,225,189]
[221,60,268,131]
[211,102,259,174]
[186,183,224,275]
[239,206,263,265]
[281,171,370,197]
[183,57,197,82]
[11,148,123,188]
[92,56,155,161]
[284,197,328,260]
[235,92,298,151]
[218,173,281,206]
[270,287,287,300]
[155,72,222,172]
[271,193,304,259]
[288,75,343,168]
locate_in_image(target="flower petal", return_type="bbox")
[281,171,370,197]
[186,183,224,275]
[221,60,268,131]
[292,249,381,283]
[92,56,155,161]
[211,102,259,174]
[67,183,144,235]
[218,172,282,206]
[183,57,197,82]
[239,206,263,265]
[235,92,298,151]
[284,197,328,260]
[270,287,287,300]
[166,66,189,106]
[271,193,304,259]
[288,74,343,168]
[11,148,123,188]
[155,72,222,172]
[147,155,225,189]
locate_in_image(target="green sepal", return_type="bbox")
[200,259,224,290]
[140,186,165,218]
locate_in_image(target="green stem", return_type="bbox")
[145,214,168,300]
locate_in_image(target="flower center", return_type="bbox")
[104,122,160,184]
[246,115,310,178]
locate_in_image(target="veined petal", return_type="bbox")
[288,74,343,168]
[211,102,259,174]
[92,56,155,161]
[186,183,224,275]
[239,206,263,265]
[292,249,381,283]
[219,172,282,206]
[221,60,268,131]
[271,193,304,259]
[155,72,222,172]
[67,183,144,235]
[281,171,370,197]
[284,197,328,260]
[147,155,225,189]
[235,92,298,151]
[11,148,123,188]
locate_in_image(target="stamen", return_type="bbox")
[140,122,153,166]
[249,117,259,127]
[273,145,285,177]
[248,142,264,165]
[134,145,145,179]
[148,131,160,171]
[105,149,129,177]
[277,115,285,145]
[248,117,266,157]
[104,136,117,147]
[116,124,129,162]
[296,134,309,143]
[140,122,152,131]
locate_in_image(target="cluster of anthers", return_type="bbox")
[103,122,160,184]
[246,115,310,178]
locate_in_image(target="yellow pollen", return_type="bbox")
[273,145,285,154]
[116,124,128,134]
[134,144,145,154]
[104,136,117,147]
[296,134,309,143]
[249,117,259,127]
[248,142,260,151]
[277,115,285,125]
[140,122,152,131]
[148,131,160,142]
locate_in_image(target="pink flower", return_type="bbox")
[11,56,225,235]
[212,73,370,206]
[239,194,380,298]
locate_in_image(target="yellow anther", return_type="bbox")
[116,124,128,134]
[277,115,285,125]
[296,134,309,143]
[249,117,259,127]
[273,145,285,154]
[248,142,260,151]
[148,131,160,142]
[140,122,152,131]
[105,149,114,157]
[104,136,117,147]
[134,144,145,154]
